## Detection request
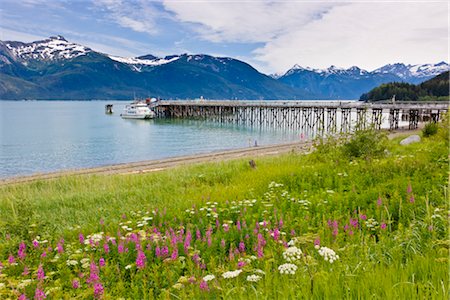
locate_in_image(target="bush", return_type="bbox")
[422,122,439,137]
[342,128,387,159]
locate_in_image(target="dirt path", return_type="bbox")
[0,128,419,186]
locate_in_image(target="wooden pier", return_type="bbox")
[153,100,448,132]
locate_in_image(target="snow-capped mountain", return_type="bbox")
[278,62,449,99]
[373,62,449,83]
[0,36,303,100]
[2,35,91,62]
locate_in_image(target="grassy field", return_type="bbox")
[0,123,448,299]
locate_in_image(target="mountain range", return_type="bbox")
[0,36,448,100]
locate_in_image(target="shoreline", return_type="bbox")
[0,127,420,186]
[0,141,314,186]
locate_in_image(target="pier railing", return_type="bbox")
[153,100,448,132]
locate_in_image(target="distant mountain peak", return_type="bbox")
[3,36,90,62]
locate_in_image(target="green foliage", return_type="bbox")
[422,122,439,137]
[360,71,449,101]
[0,135,448,299]
[342,128,388,159]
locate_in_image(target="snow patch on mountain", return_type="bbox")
[373,62,449,79]
[5,36,90,61]
[108,55,180,66]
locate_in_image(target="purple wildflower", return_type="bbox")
[57,239,64,254]
[37,264,45,281]
[32,240,39,248]
[409,195,415,203]
[79,233,85,244]
[72,279,80,289]
[93,282,104,299]
[237,260,246,269]
[199,280,209,291]
[34,288,46,300]
[18,242,26,260]
[103,243,109,254]
[8,254,15,264]
[236,220,241,231]
[136,250,146,269]
[407,183,412,194]
[18,294,27,300]
[359,214,367,221]
[238,241,245,253]
[99,258,105,267]
[220,239,226,248]
[171,248,178,260]
[118,243,125,254]
[380,223,387,230]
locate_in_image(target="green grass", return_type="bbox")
[0,128,448,299]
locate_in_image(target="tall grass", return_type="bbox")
[0,127,448,299]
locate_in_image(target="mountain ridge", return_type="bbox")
[0,36,448,100]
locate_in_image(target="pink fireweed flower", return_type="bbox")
[22,266,30,276]
[279,218,284,228]
[99,258,105,267]
[99,218,104,226]
[34,288,46,300]
[87,263,99,284]
[184,230,192,253]
[171,248,178,260]
[103,243,109,254]
[57,239,64,254]
[155,246,161,257]
[223,224,230,233]
[93,283,104,299]
[215,219,220,228]
[237,260,246,269]
[8,254,15,264]
[381,223,387,230]
[32,239,39,248]
[199,280,209,291]
[350,218,359,228]
[407,183,412,194]
[409,195,415,203]
[118,243,125,254]
[238,241,245,253]
[18,242,26,260]
[72,279,80,289]
[40,251,47,258]
[79,233,85,244]
[18,294,27,300]
[136,250,146,269]
[220,239,226,248]
[377,196,382,207]
[37,264,45,281]
[196,229,202,240]
[359,214,367,221]
[161,246,169,257]
[272,228,280,241]
[236,220,241,231]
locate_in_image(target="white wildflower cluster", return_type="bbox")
[136,215,153,228]
[66,259,78,266]
[282,246,303,262]
[246,274,262,282]
[222,269,242,279]
[317,246,339,263]
[278,263,298,275]
[84,232,104,245]
[365,218,379,231]
[203,274,215,282]
[80,258,90,269]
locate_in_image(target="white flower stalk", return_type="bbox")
[317,246,339,263]
[246,274,262,282]
[278,263,298,275]
[222,269,242,279]
[282,246,303,262]
[203,274,216,282]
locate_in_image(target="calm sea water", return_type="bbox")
[1,101,303,178]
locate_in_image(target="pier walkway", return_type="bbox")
[153,100,448,132]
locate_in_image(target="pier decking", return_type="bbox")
[153,100,448,132]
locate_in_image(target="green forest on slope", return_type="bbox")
[360,71,449,101]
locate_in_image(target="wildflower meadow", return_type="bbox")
[0,122,448,299]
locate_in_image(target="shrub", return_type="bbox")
[422,122,438,137]
[342,128,387,159]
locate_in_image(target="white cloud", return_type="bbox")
[163,1,449,73]
[94,0,162,35]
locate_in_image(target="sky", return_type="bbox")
[0,0,448,74]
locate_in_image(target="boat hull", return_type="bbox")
[120,114,154,119]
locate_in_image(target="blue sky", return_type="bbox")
[0,0,448,74]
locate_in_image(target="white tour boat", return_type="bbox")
[120,102,155,119]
